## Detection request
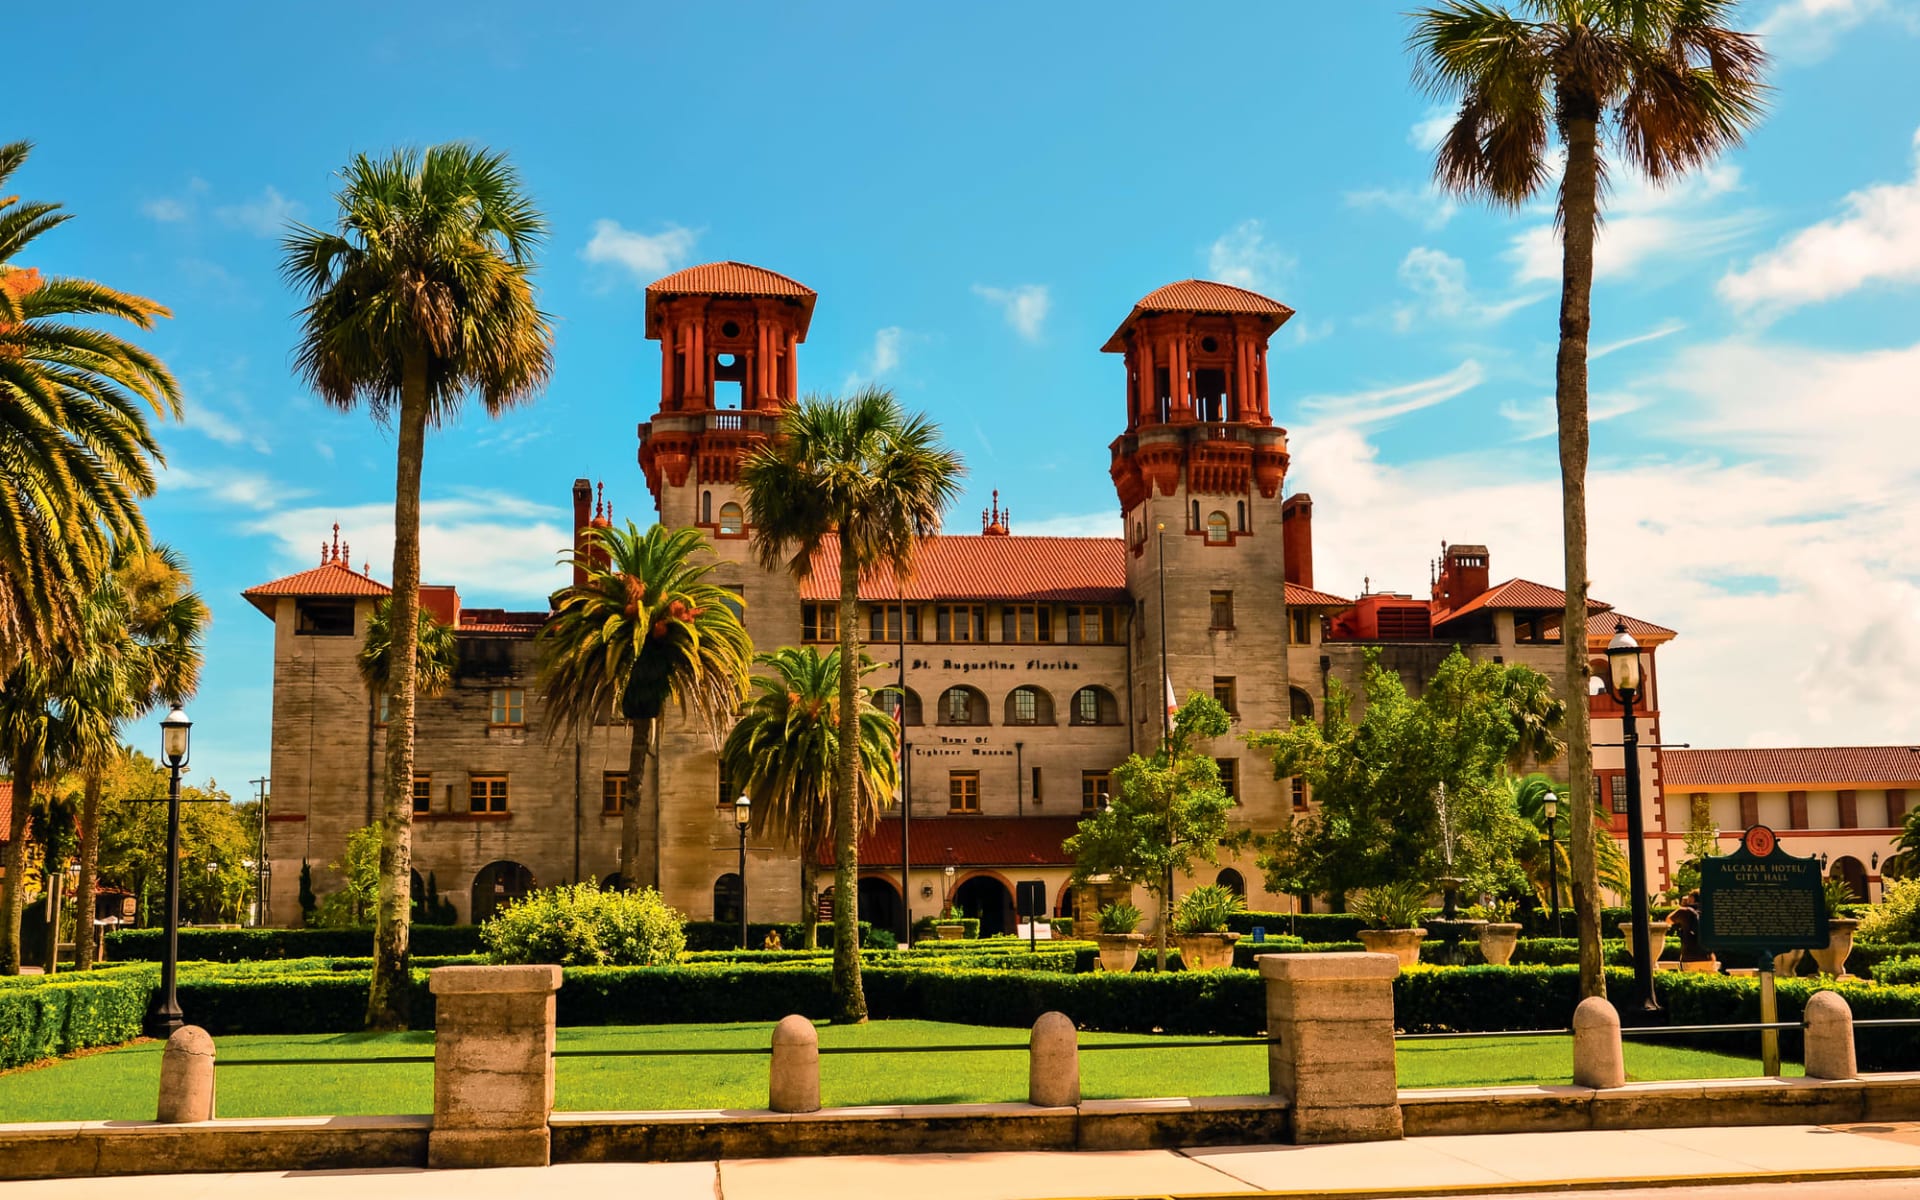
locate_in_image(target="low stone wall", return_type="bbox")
[1401,1073,1920,1137]
[0,1115,429,1181]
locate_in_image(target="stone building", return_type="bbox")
[247,263,1680,932]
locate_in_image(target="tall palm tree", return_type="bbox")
[1408,0,1766,998]
[538,522,752,890]
[1512,772,1629,914]
[741,387,964,1022]
[0,657,59,972]
[359,598,460,711]
[283,144,554,1028]
[0,140,180,670]
[1502,665,1566,773]
[720,647,898,947]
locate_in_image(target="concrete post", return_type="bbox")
[1029,1011,1080,1107]
[1804,990,1858,1081]
[155,1025,215,1123]
[428,964,562,1169]
[1571,996,1625,1089]
[770,1015,821,1114]
[1260,951,1403,1143]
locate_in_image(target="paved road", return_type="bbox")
[1416,1182,1920,1200]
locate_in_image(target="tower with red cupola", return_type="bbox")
[1105,280,1296,828]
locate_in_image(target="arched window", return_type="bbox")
[938,685,988,725]
[1004,685,1054,726]
[1070,686,1119,726]
[875,686,923,726]
[713,873,743,924]
[1290,686,1315,724]
[1206,511,1230,544]
[1217,868,1246,897]
[718,502,744,536]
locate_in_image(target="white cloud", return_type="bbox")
[1345,186,1459,231]
[1394,247,1540,329]
[1507,164,1760,285]
[183,402,270,454]
[1206,220,1293,294]
[213,186,301,237]
[1719,128,1920,314]
[1497,391,1650,441]
[160,466,302,511]
[1756,0,1906,62]
[142,177,208,224]
[581,220,697,283]
[973,284,1050,342]
[868,326,903,375]
[1299,360,1485,428]
[1409,105,1455,151]
[1591,319,1686,360]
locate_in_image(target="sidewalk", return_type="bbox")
[8,1123,1920,1199]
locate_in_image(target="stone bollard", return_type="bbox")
[1029,1011,1080,1107]
[428,964,562,1169]
[770,1014,821,1113]
[1804,990,1858,1080]
[1571,996,1625,1089]
[1260,952,1403,1143]
[156,1025,216,1123]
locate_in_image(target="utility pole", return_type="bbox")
[250,777,270,927]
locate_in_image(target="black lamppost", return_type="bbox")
[734,793,751,950]
[1603,620,1660,1015]
[1544,790,1561,938]
[147,706,191,1038]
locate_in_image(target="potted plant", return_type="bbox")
[1619,911,1672,967]
[935,903,967,941]
[1171,884,1244,970]
[1094,902,1147,972]
[1353,881,1429,970]
[1468,897,1522,966]
[1811,877,1860,977]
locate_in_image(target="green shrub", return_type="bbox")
[1173,885,1244,935]
[1860,880,1920,944]
[1872,956,1920,985]
[683,921,879,951]
[0,966,156,1070]
[1223,911,1369,941]
[911,916,981,940]
[106,925,486,962]
[176,969,436,1034]
[1098,902,1143,935]
[1353,882,1428,930]
[481,883,686,967]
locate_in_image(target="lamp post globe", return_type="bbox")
[734,794,750,950]
[148,707,193,1038]
[1607,625,1643,695]
[161,707,192,767]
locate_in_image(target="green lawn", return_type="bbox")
[0,1021,1798,1123]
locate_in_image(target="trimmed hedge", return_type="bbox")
[107,925,487,962]
[175,968,436,1034]
[0,966,157,1070]
[911,917,982,940]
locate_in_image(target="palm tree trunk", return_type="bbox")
[623,714,658,889]
[74,768,102,971]
[43,868,61,976]
[1155,870,1170,972]
[0,759,36,974]
[831,547,867,1022]
[800,812,819,949]
[1556,102,1604,1001]
[367,353,428,1030]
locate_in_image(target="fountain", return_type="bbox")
[1424,783,1486,965]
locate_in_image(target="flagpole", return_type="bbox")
[897,573,911,948]
[1157,522,1170,745]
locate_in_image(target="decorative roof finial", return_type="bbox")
[329,523,342,565]
[341,541,350,566]
[595,481,605,520]
[981,488,1011,536]
[1364,575,1371,594]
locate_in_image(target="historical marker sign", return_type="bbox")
[1698,825,1829,967]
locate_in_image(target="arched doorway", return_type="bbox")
[858,876,901,937]
[713,873,743,925]
[1831,856,1869,906]
[953,874,1015,937]
[1216,868,1246,898]
[470,861,534,924]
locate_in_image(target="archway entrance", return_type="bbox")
[1831,856,1870,905]
[471,861,534,924]
[858,877,901,938]
[953,875,1015,937]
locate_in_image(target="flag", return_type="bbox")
[1165,675,1178,718]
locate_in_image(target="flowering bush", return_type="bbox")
[1860,878,1920,944]
[481,881,686,967]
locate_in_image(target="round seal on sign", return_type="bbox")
[1743,825,1777,857]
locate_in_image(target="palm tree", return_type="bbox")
[1502,665,1566,773]
[0,657,59,972]
[538,522,752,890]
[359,598,460,713]
[0,140,180,670]
[740,387,964,1022]
[1408,0,1766,998]
[1512,772,1630,914]
[283,144,554,1028]
[720,647,898,947]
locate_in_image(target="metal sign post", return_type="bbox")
[1017,880,1046,951]
[1697,825,1830,1077]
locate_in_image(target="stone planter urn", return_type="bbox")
[1810,919,1859,977]
[1095,933,1147,973]
[1620,920,1671,966]
[1172,932,1241,971]
[1357,928,1426,970]
[1479,923,1523,966]
[1773,948,1804,976]
[935,922,967,941]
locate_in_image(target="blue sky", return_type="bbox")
[14,0,1920,793]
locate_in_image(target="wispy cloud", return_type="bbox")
[973,284,1050,342]
[141,177,209,224]
[214,186,301,237]
[1393,247,1540,330]
[1497,391,1650,440]
[1756,0,1909,63]
[161,466,302,511]
[1591,319,1687,360]
[581,220,698,284]
[1206,220,1293,293]
[183,402,271,454]
[1345,186,1458,231]
[1507,164,1760,285]
[1408,105,1455,151]
[1300,360,1485,428]
[1720,127,1920,315]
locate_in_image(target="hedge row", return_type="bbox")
[107,925,487,962]
[0,966,156,1070]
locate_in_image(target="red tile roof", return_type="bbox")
[1286,582,1350,607]
[1587,612,1678,646]
[799,534,1131,603]
[1102,279,1295,350]
[456,609,548,637]
[644,261,818,338]
[1433,578,1608,624]
[242,561,391,617]
[820,816,1083,868]
[1664,747,1920,790]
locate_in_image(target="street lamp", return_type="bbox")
[148,707,191,1038]
[1544,790,1561,939]
[943,864,956,913]
[1603,620,1660,1016]
[734,793,751,950]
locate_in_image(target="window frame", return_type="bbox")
[1003,604,1054,644]
[802,603,839,643]
[411,773,432,815]
[489,688,525,728]
[1216,757,1239,802]
[1070,686,1117,727]
[716,501,744,537]
[1289,609,1314,646]
[935,604,985,643]
[868,603,920,643]
[1209,590,1234,630]
[949,770,981,814]
[1205,510,1231,544]
[1081,770,1111,815]
[603,771,629,815]
[940,685,983,726]
[468,774,510,814]
[1212,676,1237,715]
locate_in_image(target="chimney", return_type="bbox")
[571,478,593,589]
[1282,493,1314,588]
[1437,543,1491,610]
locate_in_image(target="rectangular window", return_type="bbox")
[936,604,984,643]
[378,691,392,726]
[1002,604,1053,644]
[868,604,919,643]
[1289,610,1313,646]
[1213,676,1237,714]
[949,770,980,814]
[411,774,432,815]
[1066,605,1116,645]
[603,772,628,815]
[1217,758,1238,802]
[1596,774,1629,816]
[1291,777,1308,810]
[802,604,839,643]
[294,599,355,636]
[468,775,509,814]
[1081,771,1111,815]
[1031,766,1042,804]
[489,688,524,727]
[1209,591,1234,630]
